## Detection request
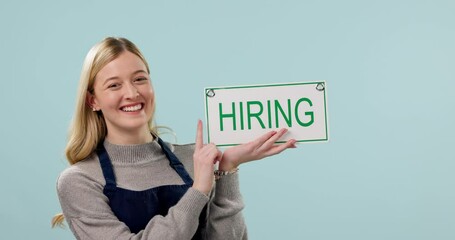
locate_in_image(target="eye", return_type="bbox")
[108,83,121,89]
[134,77,148,83]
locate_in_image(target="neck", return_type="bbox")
[105,126,154,145]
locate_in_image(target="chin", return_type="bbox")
[115,119,150,131]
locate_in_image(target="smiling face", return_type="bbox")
[89,51,155,142]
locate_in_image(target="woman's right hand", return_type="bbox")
[192,120,221,195]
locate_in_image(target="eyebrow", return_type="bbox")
[102,70,148,86]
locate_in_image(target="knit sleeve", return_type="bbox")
[172,143,248,240]
[205,172,248,240]
[56,167,209,240]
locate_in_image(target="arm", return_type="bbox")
[57,169,209,240]
[205,128,297,240]
[187,120,247,239]
[206,172,247,240]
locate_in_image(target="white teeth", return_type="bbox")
[122,104,142,112]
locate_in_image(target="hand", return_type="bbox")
[192,120,222,195]
[219,129,297,171]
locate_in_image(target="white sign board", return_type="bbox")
[204,81,329,146]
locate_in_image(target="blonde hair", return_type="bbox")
[52,37,157,228]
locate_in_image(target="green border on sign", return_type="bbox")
[204,81,329,146]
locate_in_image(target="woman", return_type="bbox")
[53,37,297,239]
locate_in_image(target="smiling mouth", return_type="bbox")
[121,104,143,112]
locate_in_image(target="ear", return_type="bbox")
[86,92,100,111]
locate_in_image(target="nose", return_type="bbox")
[124,82,139,99]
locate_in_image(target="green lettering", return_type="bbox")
[219,102,236,131]
[239,102,244,130]
[274,99,292,128]
[295,98,314,127]
[267,100,272,128]
[247,101,265,129]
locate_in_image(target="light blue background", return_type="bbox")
[1,0,454,239]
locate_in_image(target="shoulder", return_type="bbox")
[165,142,195,173]
[57,153,104,195]
[172,143,195,153]
[56,154,115,219]
[168,142,195,159]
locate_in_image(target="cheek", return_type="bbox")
[143,88,155,102]
[146,90,155,114]
[97,93,121,109]
[150,95,156,108]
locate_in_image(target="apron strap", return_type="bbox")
[96,143,117,193]
[157,138,194,185]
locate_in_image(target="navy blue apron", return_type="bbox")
[96,138,207,238]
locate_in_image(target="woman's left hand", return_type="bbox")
[219,128,297,171]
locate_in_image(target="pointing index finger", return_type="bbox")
[195,119,204,150]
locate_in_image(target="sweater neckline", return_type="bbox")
[103,138,170,165]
